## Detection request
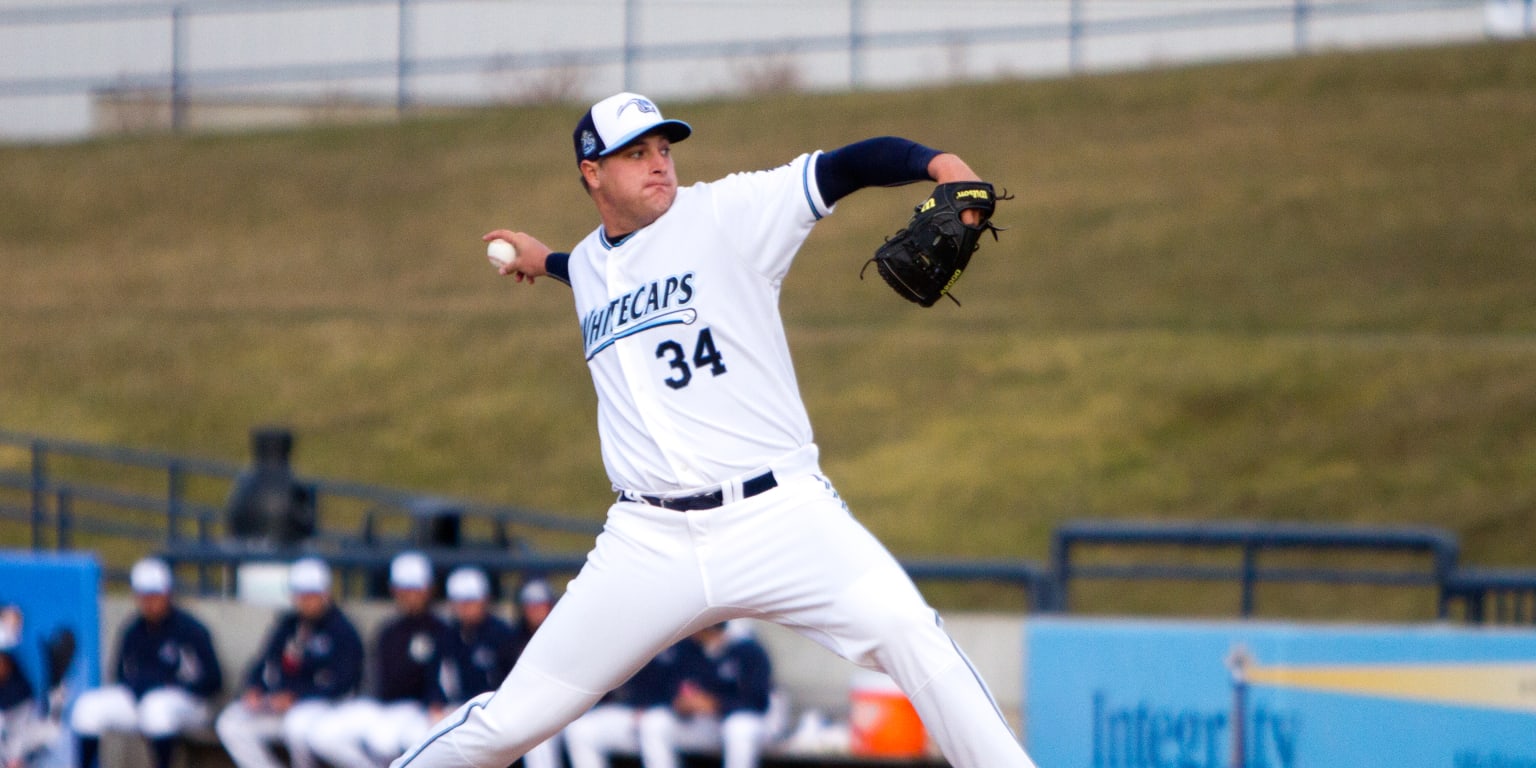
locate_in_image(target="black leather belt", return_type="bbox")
[622,470,778,511]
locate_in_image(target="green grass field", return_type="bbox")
[3,41,1534,615]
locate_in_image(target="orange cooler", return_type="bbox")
[848,670,927,757]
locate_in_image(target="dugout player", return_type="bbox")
[510,579,562,768]
[562,639,694,768]
[2,607,57,768]
[439,568,517,708]
[216,558,363,768]
[393,93,1037,768]
[508,578,554,659]
[311,552,449,768]
[438,568,561,768]
[70,558,223,768]
[641,622,777,768]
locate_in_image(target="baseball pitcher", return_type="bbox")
[394,92,1032,768]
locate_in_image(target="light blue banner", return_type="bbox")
[0,550,101,701]
[1025,616,1536,768]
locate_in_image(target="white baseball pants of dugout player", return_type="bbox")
[640,705,774,768]
[2,699,60,766]
[393,447,1036,768]
[215,699,334,768]
[70,685,210,741]
[309,699,430,768]
[310,700,561,768]
[562,702,773,768]
[562,703,643,768]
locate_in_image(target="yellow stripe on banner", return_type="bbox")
[1245,663,1536,713]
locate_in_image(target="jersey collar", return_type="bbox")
[599,228,637,250]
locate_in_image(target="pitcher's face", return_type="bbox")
[583,134,678,233]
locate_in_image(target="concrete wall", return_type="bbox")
[100,595,1027,733]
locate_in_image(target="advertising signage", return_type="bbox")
[1025,617,1536,768]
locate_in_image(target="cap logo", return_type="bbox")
[580,129,597,158]
[617,97,657,117]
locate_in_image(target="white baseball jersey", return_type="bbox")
[565,152,832,494]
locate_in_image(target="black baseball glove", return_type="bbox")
[863,181,1006,307]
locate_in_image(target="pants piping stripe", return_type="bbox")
[394,695,492,768]
[939,612,1017,738]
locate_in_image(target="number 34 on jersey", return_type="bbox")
[580,270,728,390]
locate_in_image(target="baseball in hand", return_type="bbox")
[486,238,518,269]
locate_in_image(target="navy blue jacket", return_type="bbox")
[506,617,541,664]
[607,640,694,709]
[370,611,448,707]
[441,614,518,703]
[246,605,363,701]
[114,606,223,699]
[0,651,33,711]
[689,636,772,716]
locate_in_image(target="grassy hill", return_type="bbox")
[3,41,1534,615]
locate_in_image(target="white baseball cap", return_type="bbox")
[288,557,331,595]
[0,604,21,651]
[519,578,554,607]
[446,567,489,602]
[572,92,692,165]
[130,557,173,595]
[390,551,432,591]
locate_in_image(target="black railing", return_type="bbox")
[8,430,1536,624]
[0,429,602,592]
[1051,519,1463,618]
[0,430,1058,609]
[1443,568,1536,623]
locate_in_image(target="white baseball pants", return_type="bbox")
[70,685,210,738]
[561,704,767,768]
[563,704,642,768]
[309,699,430,768]
[521,729,562,768]
[640,707,771,768]
[215,699,335,768]
[2,701,60,766]
[393,464,1037,768]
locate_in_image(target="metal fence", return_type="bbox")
[0,429,1055,607]
[1052,518,1462,617]
[1444,568,1536,623]
[0,428,603,595]
[6,429,1536,622]
[2,0,1527,141]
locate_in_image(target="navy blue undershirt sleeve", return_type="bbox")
[546,252,571,285]
[813,136,943,208]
